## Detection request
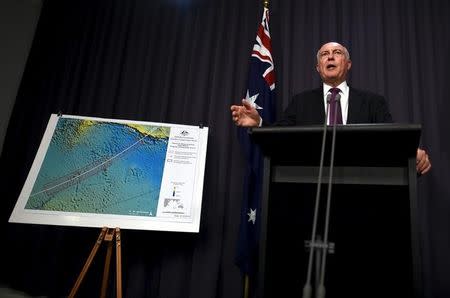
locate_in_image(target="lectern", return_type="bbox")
[250,124,423,298]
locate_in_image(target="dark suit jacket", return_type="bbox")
[273,87,393,126]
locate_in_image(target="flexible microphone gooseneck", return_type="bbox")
[317,93,341,298]
[302,93,332,298]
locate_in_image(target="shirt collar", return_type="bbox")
[323,81,349,95]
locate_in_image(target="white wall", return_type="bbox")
[0,0,42,155]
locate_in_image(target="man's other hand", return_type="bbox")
[416,148,431,175]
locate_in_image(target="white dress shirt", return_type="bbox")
[323,81,349,125]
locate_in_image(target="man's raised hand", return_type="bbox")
[230,99,261,127]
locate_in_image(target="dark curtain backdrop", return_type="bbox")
[1,0,449,297]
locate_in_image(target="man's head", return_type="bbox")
[316,42,352,87]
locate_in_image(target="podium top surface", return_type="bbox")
[249,123,421,167]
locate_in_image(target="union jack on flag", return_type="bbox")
[235,6,276,276]
[243,7,275,110]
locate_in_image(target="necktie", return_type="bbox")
[329,88,342,125]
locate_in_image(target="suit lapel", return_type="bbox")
[313,88,325,123]
[347,87,362,124]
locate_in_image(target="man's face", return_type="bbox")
[316,42,352,86]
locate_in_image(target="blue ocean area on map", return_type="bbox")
[25,118,170,216]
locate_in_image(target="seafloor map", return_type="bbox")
[25,118,170,217]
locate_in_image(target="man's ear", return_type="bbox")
[347,60,352,71]
[316,64,320,73]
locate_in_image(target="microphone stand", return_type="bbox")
[302,94,341,298]
[317,94,341,298]
[302,94,331,298]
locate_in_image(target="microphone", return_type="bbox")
[302,93,332,298]
[317,93,341,298]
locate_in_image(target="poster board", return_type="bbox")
[9,114,208,232]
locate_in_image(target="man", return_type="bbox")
[231,41,431,174]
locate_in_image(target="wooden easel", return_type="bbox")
[68,227,122,298]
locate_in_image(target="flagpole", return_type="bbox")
[244,274,249,298]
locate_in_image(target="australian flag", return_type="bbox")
[235,6,276,276]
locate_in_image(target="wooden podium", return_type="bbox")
[249,124,423,298]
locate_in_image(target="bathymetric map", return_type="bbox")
[9,114,208,232]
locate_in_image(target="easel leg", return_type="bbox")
[68,227,122,298]
[116,228,122,298]
[68,227,108,298]
[100,229,115,298]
